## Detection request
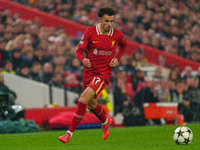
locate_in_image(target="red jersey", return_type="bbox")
[76,23,127,76]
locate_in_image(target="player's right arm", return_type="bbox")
[76,47,92,67]
[76,28,92,67]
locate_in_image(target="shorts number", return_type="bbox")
[92,77,101,85]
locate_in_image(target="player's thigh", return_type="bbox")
[79,86,96,104]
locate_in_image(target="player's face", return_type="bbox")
[100,15,114,33]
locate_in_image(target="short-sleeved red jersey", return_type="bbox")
[76,23,127,77]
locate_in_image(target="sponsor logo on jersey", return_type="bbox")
[93,49,112,56]
[99,50,112,55]
[93,48,98,55]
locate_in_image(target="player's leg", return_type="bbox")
[87,75,113,140]
[88,99,107,123]
[88,99,113,140]
[59,87,95,143]
[87,76,108,124]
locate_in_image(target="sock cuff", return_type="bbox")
[67,131,73,137]
[92,104,102,116]
[75,101,87,116]
[102,118,108,125]
[77,101,87,107]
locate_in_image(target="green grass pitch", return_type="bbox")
[0,123,199,150]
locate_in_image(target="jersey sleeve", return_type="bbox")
[75,28,90,62]
[115,32,127,61]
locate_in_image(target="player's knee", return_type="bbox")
[87,103,95,110]
[78,97,87,104]
[88,101,98,110]
[87,105,92,110]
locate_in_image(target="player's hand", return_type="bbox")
[82,58,92,67]
[109,58,119,68]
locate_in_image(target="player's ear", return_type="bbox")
[99,17,102,23]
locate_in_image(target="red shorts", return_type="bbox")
[82,73,111,97]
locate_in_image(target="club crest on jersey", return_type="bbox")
[93,48,98,55]
[111,41,115,47]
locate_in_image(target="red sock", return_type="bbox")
[91,104,107,123]
[69,102,87,132]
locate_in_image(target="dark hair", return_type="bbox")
[20,63,29,69]
[53,72,62,78]
[32,61,41,67]
[98,5,116,18]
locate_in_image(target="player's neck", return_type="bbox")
[101,30,109,35]
[99,24,110,35]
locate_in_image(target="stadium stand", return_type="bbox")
[12,0,200,63]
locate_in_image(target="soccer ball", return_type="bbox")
[173,126,193,145]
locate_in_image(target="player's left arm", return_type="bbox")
[109,57,118,68]
[109,33,127,68]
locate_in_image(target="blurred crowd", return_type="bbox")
[0,8,84,93]
[13,0,200,62]
[112,64,200,124]
[0,0,200,124]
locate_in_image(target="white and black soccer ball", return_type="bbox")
[173,126,193,145]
